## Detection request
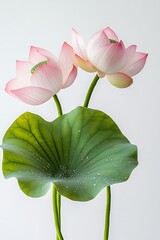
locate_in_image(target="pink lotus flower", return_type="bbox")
[5,43,77,105]
[72,27,147,88]
[107,45,148,88]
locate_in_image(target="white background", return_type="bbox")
[0,0,159,239]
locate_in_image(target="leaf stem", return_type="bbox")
[53,94,63,240]
[57,191,61,227]
[52,185,64,240]
[83,74,100,107]
[104,186,111,240]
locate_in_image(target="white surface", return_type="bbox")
[0,0,159,239]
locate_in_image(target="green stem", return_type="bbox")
[104,186,111,240]
[53,95,63,116]
[53,94,63,240]
[55,190,61,240]
[83,75,111,240]
[83,74,100,107]
[52,185,64,240]
[57,191,61,227]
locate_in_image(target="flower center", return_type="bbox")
[31,61,48,74]
[109,39,118,43]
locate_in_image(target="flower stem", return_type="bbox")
[83,75,111,240]
[53,95,63,116]
[52,185,64,240]
[104,186,111,240]
[83,74,99,107]
[53,94,63,240]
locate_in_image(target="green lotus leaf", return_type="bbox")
[2,106,137,201]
